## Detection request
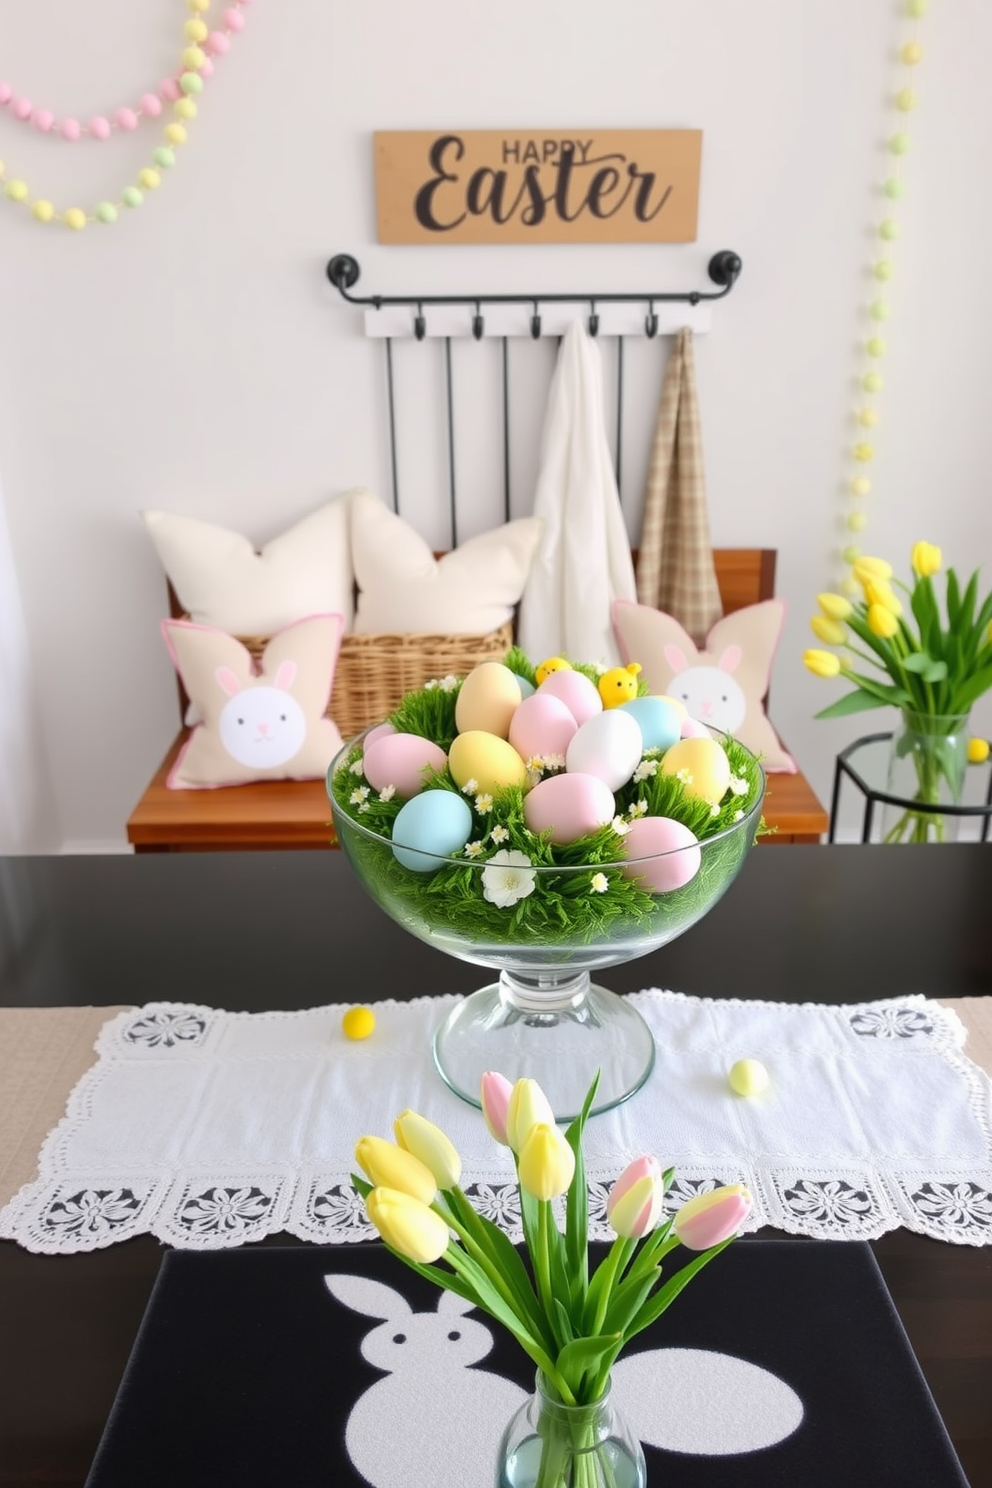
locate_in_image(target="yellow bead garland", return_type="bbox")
[0,0,244,229]
[835,0,927,573]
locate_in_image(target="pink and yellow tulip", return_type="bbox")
[480,1070,514,1146]
[607,1156,665,1239]
[673,1184,752,1251]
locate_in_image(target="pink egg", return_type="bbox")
[362,721,397,752]
[681,717,711,740]
[363,732,447,799]
[621,816,701,893]
[508,692,578,763]
[537,668,603,726]
[523,772,615,845]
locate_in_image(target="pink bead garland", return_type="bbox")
[0,0,246,142]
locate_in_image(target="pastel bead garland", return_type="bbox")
[0,0,248,230]
[834,0,926,591]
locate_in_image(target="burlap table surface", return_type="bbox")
[2,998,990,1214]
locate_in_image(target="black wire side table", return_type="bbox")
[828,731,992,844]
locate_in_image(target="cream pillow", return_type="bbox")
[143,491,359,635]
[350,489,543,634]
[162,614,344,789]
[612,598,797,773]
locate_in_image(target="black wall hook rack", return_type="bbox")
[325,249,743,331]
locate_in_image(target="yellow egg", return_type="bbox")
[455,662,522,739]
[342,1006,376,1040]
[448,731,528,795]
[661,737,731,805]
[729,1059,769,1097]
[535,656,572,686]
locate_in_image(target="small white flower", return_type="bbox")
[729,775,749,797]
[611,815,630,836]
[733,809,745,822]
[461,778,479,796]
[358,802,370,814]
[475,793,494,813]
[378,784,396,802]
[525,755,545,774]
[590,873,609,894]
[482,850,536,908]
[349,759,365,776]
[424,679,439,691]
[440,675,459,692]
[629,800,649,818]
[676,768,694,786]
[490,824,510,844]
[543,752,566,771]
[643,746,661,758]
[711,803,721,817]
[349,786,370,804]
[525,769,543,790]
[464,840,484,858]
[633,759,658,783]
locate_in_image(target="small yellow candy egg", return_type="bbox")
[165,123,188,146]
[848,511,869,532]
[535,656,572,686]
[185,17,208,40]
[857,408,879,427]
[183,45,206,70]
[138,168,161,191]
[660,737,731,806]
[342,1006,376,1041]
[174,97,198,120]
[900,40,923,64]
[850,476,871,497]
[32,200,55,223]
[448,731,528,796]
[729,1059,769,1097]
[967,737,990,765]
[455,662,522,739]
[63,208,87,231]
[4,179,29,203]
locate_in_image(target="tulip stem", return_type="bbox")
[535,1200,557,1347]
[589,1237,631,1337]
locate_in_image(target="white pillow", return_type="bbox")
[351,489,543,634]
[142,490,360,635]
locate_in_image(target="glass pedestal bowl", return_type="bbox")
[329,734,763,1121]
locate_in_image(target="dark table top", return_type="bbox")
[1,844,991,1486]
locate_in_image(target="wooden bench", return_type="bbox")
[126,549,828,851]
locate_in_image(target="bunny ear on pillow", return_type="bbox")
[612,598,796,773]
[161,612,345,789]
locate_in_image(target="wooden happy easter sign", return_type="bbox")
[373,129,702,245]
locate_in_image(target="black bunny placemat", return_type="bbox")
[84,1238,968,1488]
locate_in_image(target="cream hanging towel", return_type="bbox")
[518,320,636,667]
[636,327,722,646]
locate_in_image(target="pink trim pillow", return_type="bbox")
[162,614,344,789]
[612,599,796,773]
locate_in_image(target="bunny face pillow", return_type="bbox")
[162,613,344,789]
[612,598,796,773]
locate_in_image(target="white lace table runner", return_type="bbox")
[2,991,991,1253]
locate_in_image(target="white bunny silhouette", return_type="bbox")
[664,643,747,734]
[324,1273,527,1488]
[215,661,307,768]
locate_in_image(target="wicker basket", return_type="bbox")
[226,621,515,742]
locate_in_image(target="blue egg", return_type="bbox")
[391,790,474,872]
[620,696,682,753]
[510,672,535,698]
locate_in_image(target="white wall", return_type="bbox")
[2,0,990,850]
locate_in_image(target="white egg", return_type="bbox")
[565,710,643,792]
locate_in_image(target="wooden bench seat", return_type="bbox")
[126,549,828,851]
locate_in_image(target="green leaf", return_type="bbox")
[951,662,992,711]
[922,660,948,684]
[815,689,893,719]
[603,1270,661,1336]
[623,1239,735,1343]
[555,1333,622,1381]
[901,651,933,674]
[564,1073,600,1304]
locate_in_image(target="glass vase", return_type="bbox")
[882,710,970,844]
[496,1374,646,1488]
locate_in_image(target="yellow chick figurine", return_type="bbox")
[535,656,572,686]
[598,662,642,708]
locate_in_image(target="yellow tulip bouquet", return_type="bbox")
[805,543,992,842]
[354,1071,751,1488]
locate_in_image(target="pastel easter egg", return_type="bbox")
[511,672,535,698]
[391,790,473,872]
[538,668,603,726]
[621,815,701,893]
[523,772,616,845]
[448,731,528,795]
[363,721,397,751]
[363,733,447,798]
[620,696,682,752]
[680,717,711,740]
[565,710,643,792]
[508,692,579,763]
[455,662,522,739]
[729,1058,769,1097]
[657,694,689,720]
[661,737,731,806]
